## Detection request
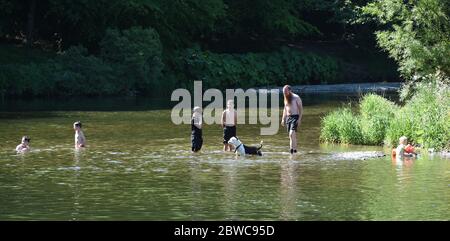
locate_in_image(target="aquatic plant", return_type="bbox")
[359,94,397,145]
[320,107,363,144]
[386,78,450,150]
[321,77,450,150]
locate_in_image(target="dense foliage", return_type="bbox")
[4,0,447,99]
[0,0,370,49]
[0,0,401,97]
[320,0,450,150]
[385,76,450,150]
[362,0,450,79]
[172,47,341,90]
[320,84,450,150]
[0,27,164,97]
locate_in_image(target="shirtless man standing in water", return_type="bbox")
[281,85,303,154]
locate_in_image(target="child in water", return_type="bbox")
[191,107,203,152]
[221,100,237,152]
[73,121,86,148]
[394,136,416,159]
[16,136,31,153]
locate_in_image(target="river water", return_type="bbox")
[0,96,448,220]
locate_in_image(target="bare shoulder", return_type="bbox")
[294,94,302,102]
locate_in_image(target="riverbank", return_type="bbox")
[271,82,401,94]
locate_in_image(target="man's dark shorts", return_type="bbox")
[223,126,236,144]
[286,115,299,132]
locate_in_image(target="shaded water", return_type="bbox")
[0,96,448,220]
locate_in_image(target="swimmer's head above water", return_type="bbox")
[73,121,82,130]
[399,136,407,145]
[21,136,30,144]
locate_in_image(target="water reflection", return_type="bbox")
[222,160,238,220]
[392,154,415,167]
[188,158,202,220]
[279,157,298,220]
[392,154,415,182]
[71,149,82,220]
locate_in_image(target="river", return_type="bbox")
[0,95,448,220]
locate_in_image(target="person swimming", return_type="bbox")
[16,136,31,153]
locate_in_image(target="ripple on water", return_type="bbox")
[105,160,123,164]
[153,168,168,173]
[327,151,386,161]
[107,151,129,155]
[57,166,81,171]
[141,154,163,159]
[1,102,449,221]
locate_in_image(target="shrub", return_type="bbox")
[172,46,341,90]
[0,64,23,96]
[322,75,450,151]
[18,62,57,96]
[100,27,164,94]
[320,107,363,144]
[385,107,415,147]
[320,109,343,143]
[0,27,166,97]
[52,46,119,96]
[359,94,397,145]
[0,63,57,97]
[395,79,450,150]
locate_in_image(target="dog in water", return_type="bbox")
[228,137,263,156]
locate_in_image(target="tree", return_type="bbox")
[362,0,450,79]
[0,0,33,40]
[38,0,227,50]
[100,27,164,94]
[221,0,321,41]
[25,0,36,47]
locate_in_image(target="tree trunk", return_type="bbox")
[26,0,37,47]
